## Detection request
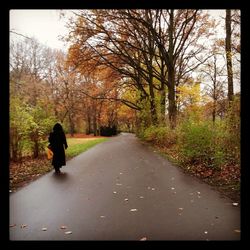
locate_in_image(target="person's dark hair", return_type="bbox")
[53,123,63,132]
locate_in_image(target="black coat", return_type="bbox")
[49,131,68,167]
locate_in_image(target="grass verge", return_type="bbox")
[66,138,108,159]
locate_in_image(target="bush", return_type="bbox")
[142,125,177,147]
[178,120,214,165]
[100,126,117,136]
[223,97,240,164]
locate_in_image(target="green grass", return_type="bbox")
[66,138,108,159]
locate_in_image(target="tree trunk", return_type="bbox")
[168,80,177,129]
[225,9,234,103]
[160,82,166,123]
[11,142,18,162]
[149,84,157,125]
[167,10,177,129]
[33,140,39,158]
[93,111,97,136]
[86,112,92,135]
[68,112,74,137]
[212,101,216,124]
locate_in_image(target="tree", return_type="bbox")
[225,9,234,103]
[200,51,227,123]
[65,10,214,129]
[10,97,32,161]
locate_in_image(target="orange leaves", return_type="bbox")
[9,156,52,191]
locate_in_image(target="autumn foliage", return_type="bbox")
[10,10,240,200]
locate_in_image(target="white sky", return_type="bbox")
[9,9,71,51]
[9,9,227,51]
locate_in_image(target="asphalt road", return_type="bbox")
[9,133,240,240]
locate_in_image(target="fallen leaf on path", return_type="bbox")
[60,225,67,229]
[113,191,117,194]
[64,231,72,235]
[171,187,175,190]
[42,227,47,231]
[232,203,239,206]
[120,173,123,175]
[9,224,16,228]
[9,190,12,193]
[151,188,155,191]
[139,196,144,199]
[20,224,27,228]
[204,231,208,234]
[130,209,138,212]
[100,216,106,218]
[179,208,184,210]
[124,198,129,201]
[140,237,147,241]
[197,191,201,194]
[234,229,240,233]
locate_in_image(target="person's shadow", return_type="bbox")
[52,172,69,182]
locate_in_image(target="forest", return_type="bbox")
[10,10,240,199]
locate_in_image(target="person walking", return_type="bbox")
[48,123,68,174]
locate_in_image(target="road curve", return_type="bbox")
[10,133,240,240]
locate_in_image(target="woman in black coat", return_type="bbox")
[49,123,68,174]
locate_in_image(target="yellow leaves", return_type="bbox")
[176,81,201,109]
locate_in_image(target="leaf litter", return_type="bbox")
[64,231,72,235]
[130,209,138,212]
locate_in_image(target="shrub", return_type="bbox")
[178,120,214,165]
[143,125,177,147]
[100,125,117,136]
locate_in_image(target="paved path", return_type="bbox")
[10,133,240,240]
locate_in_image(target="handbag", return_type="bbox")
[47,146,53,160]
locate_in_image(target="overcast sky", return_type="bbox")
[9,9,71,51]
[9,9,226,51]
